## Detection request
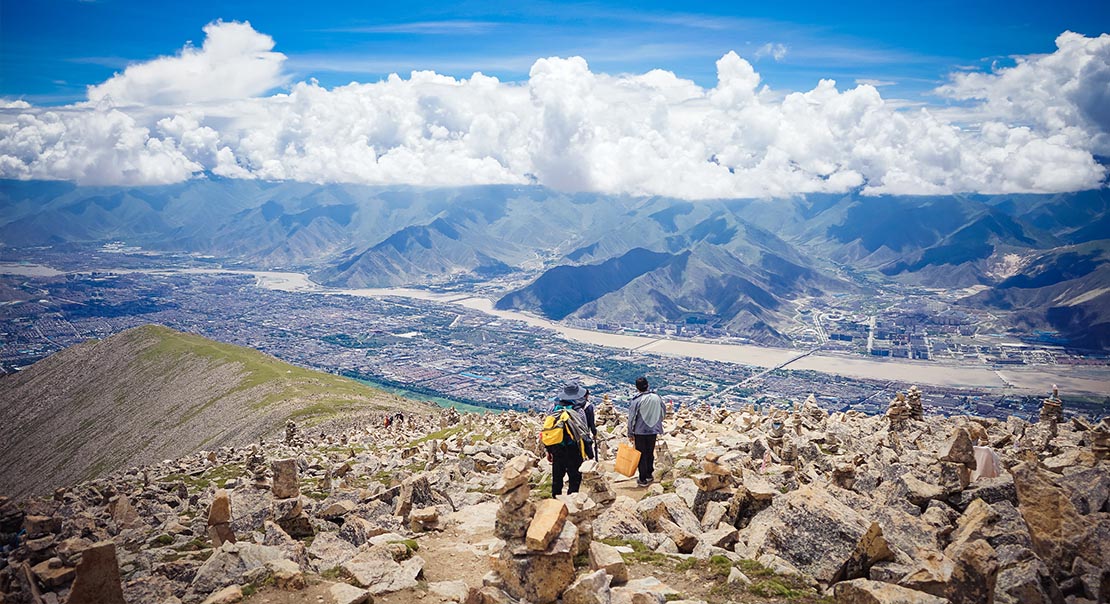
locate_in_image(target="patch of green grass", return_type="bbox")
[737,559,775,577]
[748,578,806,598]
[389,539,420,553]
[406,425,465,447]
[660,480,676,493]
[574,553,590,568]
[154,534,174,546]
[241,584,257,597]
[321,566,346,580]
[599,538,674,565]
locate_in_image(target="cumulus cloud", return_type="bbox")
[937,31,1110,155]
[86,20,286,106]
[0,23,1106,195]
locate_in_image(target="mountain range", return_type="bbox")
[2,179,1108,348]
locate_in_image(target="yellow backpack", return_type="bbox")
[540,407,586,458]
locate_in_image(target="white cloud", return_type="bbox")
[754,43,788,62]
[86,20,286,106]
[936,31,1110,155]
[0,24,1106,195]
[855,78,895,87]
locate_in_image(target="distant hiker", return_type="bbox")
[541,381,593,496]
[628,376,665,487]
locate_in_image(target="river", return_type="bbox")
[5,264,1108,394]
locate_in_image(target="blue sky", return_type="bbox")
[3,0,1109,105]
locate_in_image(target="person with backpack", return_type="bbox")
[541,381,594,497]
[627,376,665,487]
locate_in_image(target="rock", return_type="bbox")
[493,520,577,604]
[108,494,139,528]
[833,578,947,603]
[900,474,945,508]
[589,540,629,585]
[200,585,243,604]
[563,569,612,604]
[655,516,698,554]
[499,455,533,493]
[744,485,888,585]
[526,499,568,551]
[342,547,425,594]
[1011,462,1094,573]
[267,558,306,590]
[726,567,750,585]
[900,539,998,604]
[309,531,359,571]
[700,526,738,549]
[610,577,679,604]
[67,541,126,604]
[429,579,471,602]
[207,490,232,525]
[495,499,535,540]
[637,494,702,536]
[992,545,1064,604]
[339,515,389,546]
[595,497,650,539]
[394,475,435,519]
[271,459,300,499]
[188,542,287,599]
[317,500,356,519]
[939,428,976,466]
[30,558,75,589]
[327,582,372,604]
[410,506,439,531]
[23,515,60,538]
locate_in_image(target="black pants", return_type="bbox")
[634,434,657,482]
[551,445,583,496]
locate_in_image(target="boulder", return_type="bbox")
[108,494,140,528]
[833,578,947,603]
[188,542,287,599]
[429,580,470,602]
[394,475,435,519]
[308,531,359,572]
[562,569,612,604]
[637,494,702,536]
[208,490,232,525]
[610,577,679,604]
[992,544,1064,604]
[589,540,628,585]
[493,520,578,604]
[900,538,998,604]
[1011,462,1093,573]
[271,459,300,499]
[744,484,890,585]
[595,497,649,539]
[327,582,371,604]
[527,499,569,551]
[200,585,243,604]
[342,546,425,594]
[939,428,976,466]
[66,541,126,604]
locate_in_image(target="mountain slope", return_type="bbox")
[965,240,1110,349]
[0,324,429,498]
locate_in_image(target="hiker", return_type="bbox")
[543,381,594,496]
[627,376,665,486]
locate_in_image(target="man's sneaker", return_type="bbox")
[636,478,654,487]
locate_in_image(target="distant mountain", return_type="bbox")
[0,324,429,498]
[3,178,1109,347]
[965,240,1110,350]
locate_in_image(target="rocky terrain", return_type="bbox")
[1,383,1107,604]
[0,325,430,499]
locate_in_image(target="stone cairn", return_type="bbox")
[1039,385,1064,425]
[283,420,305,448]
[1091,419,1110,461]
[206,489,235,547]
[440,406,461,429]
[246,444,268,489]
[906,385,924,420]
[886,392,913,431]
[491,455,579,604]
[271,459,313,538]
[578,459,615,504]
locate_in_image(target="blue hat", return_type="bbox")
[556,381,587,402]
